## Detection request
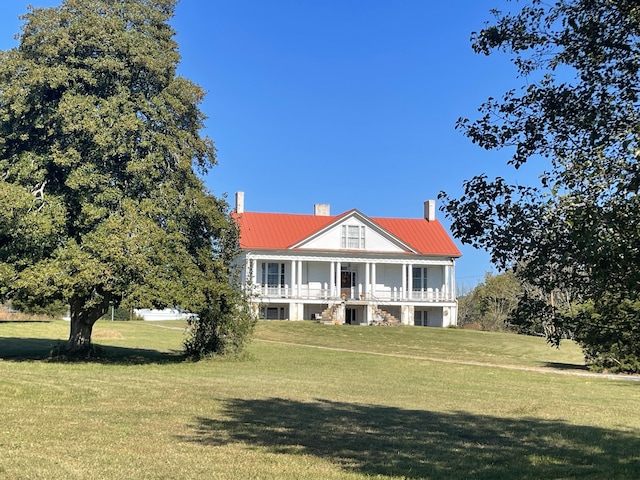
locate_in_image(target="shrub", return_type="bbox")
[573,297,640,374]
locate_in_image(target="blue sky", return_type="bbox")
[2,1,537,289]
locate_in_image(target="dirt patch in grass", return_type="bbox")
[0,306,57,322]
[93,329,124,340]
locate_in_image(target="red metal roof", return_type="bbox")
[233,211,461,257]
[372,217,461,256]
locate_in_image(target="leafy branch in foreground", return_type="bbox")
[440,0,640,372]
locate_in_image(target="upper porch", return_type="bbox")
[240,253,457,304]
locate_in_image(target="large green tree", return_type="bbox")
[458,271,522,331]
[440,0,640,372]
[0,0,254,356]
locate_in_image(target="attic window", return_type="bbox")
[341,225,365,249]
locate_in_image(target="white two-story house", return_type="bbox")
[233,192,461,327]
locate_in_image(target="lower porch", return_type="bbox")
[254,299,457,327]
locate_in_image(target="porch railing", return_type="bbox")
[251,284,454,302]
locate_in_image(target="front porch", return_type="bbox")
[242,254,458,327]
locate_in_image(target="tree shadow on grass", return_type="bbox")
[182,398,640,479]
[543,361,590,371]
[0,337,186,364]
[0,320,53,323]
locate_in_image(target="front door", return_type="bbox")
[341,271,356,298]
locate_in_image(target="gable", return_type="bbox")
[294,211,411,253]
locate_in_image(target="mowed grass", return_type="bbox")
[1,320,639,480]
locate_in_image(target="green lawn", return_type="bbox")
[1,319,639,479]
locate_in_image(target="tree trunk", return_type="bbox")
[67,294,110,354]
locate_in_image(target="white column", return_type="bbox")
[297,260,303,298]
[251,259,258,284]
[291,260,297,297]
[336,261,341,297]
[371,263,377,298]
[252,258,259,295]
[408,264,413,300]
[451,262,456,300]
[444,264,449,300]
[365,262,370,297]
[330,262,335,297]
[401,263,407,300]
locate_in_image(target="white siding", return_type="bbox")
[377,264,402,290]
[301,225,343,250]
[427,266,444,290]
[307,262,330,283]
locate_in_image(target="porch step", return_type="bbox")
[319,304,340,323]
[318,303,400,326]
[371,305,400,326]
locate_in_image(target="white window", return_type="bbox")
[341,225,365,249]
[412,267,428,290]
[261,262,285,287]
